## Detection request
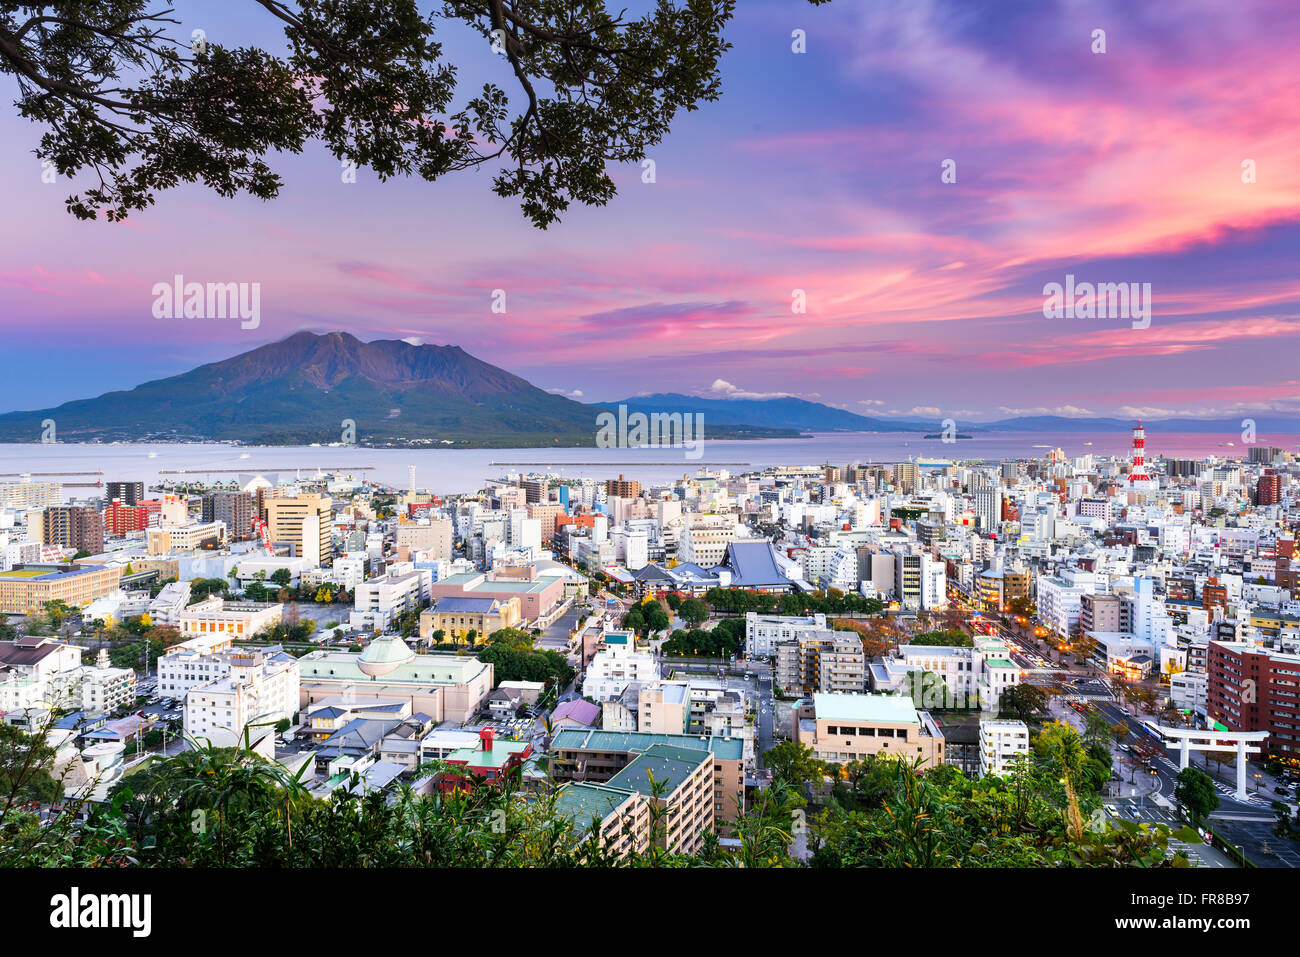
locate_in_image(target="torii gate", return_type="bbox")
[1155,727,1269,801]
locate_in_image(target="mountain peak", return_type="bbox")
[0,330,600,444]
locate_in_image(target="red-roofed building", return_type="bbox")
[437,727,532,790]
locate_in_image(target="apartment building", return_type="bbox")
[638,680,691,734]
[41,506,104,555]
[553,782,651,859]
[349,566,432,633]
[203,491,254,540]
[157,633,239,697]
[1038,568,1095,638]
[774,630,866,696]
[1207,640,1300,758]
[605,475,642,499]
[899,644,979,699]
[105,481,144,506]
[978,718,1029,777]
[583,631,660,701]
[147,581,193,625]
[183,649,301,747]
[0,481,60,509]
[549,728,747,826]
[793,693,945,767]
[104,499,156,535]
[1171,670,1208,716]
[396,517,454,559]
[1081,593,1122,634]
[0,635,103,712]
[605,743,715,855]
[744,611,828,657]
[884,550,947,611]
[76,649,138,714]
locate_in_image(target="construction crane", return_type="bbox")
[251,518,275,557]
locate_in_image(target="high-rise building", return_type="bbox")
[41,506,104,555]
[974,486,1001,533]
[1207,640,1300,758]
[520,478,549,504]
[1248,446,1283,464]
[104,499,157,535]
[265,494,332,567]
[1256,470,1283,506]
[203,490,255,540]
[605,475,642,498]
[105,481,145,506]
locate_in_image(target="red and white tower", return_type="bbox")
[1128,420,1152,488]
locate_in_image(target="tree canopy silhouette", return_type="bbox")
[0,0,826,226]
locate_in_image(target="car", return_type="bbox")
[1119,744,1131,752]
[1276,785,1290,795]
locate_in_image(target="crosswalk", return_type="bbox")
[1155,754,1262,803]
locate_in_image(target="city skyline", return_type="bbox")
[3,0,1300,421]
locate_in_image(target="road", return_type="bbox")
[756,674,774,762]
[538,605,583,653]
[1106,803,1236,868]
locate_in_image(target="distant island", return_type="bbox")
[923,433,973,439]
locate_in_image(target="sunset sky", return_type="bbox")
[2,0,1299,423]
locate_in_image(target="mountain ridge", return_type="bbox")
[2,333,1295,445]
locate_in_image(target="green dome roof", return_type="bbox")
[357,634,415,677]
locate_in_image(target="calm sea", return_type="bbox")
[1,431,1293,499]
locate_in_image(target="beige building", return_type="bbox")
[794,693,945,768]
[638,681,690,734]
[177,597,283,640]
[265,493,332,567]
[396,517,454,559]
[677,515,739,567]
[0,481,60,509]
[147,520,225,554]
[296,636,493,724]
[549,728,746,827]
[419,595,522,641]
[606,743,714,855]
[0,563,121,615]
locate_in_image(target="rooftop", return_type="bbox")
[551,727,745,762]
[813,692,919,725]
[553,782,638,829]
[607,743,711,795]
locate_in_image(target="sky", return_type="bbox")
[2,0,1300,425]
